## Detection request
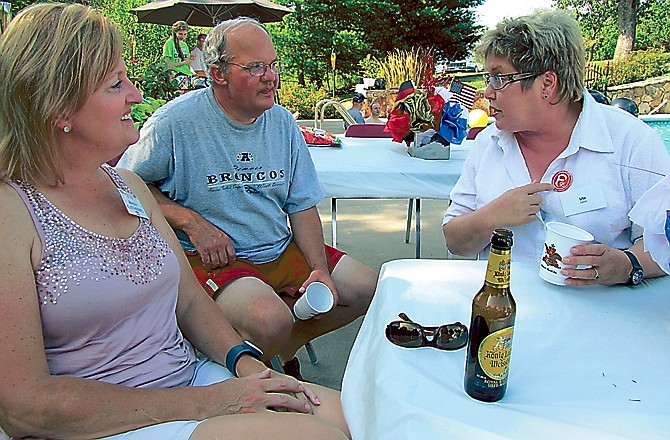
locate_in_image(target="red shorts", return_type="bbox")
[186,240,345,299]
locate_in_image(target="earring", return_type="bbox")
[542,94,549,100]
[63,125,71,133]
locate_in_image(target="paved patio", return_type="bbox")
[297,198,453,389]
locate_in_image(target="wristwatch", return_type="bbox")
[623,250,644,286]
[225,341,263,376]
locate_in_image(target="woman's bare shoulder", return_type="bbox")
[0,180,41,263]
[0,180,34,224]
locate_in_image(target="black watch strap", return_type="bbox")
[623,250,644,286]
[225,341,263,376]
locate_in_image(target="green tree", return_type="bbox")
[12,0,485,104]
[269,0,484,90]
[613,0,639,60]
[555,0,618,61]
[11,0,202,76]
[636,0,670,52]
[556,0,670,60]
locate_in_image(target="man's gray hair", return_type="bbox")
[203,16,270,76]
[477,9,585,103]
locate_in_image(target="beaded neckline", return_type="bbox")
[14,166,173,305]
[23,178,144,241]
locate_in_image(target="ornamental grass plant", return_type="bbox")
[374,48,427,89]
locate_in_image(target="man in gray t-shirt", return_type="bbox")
[119,18,376,380]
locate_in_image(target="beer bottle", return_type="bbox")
[464,228,516,402]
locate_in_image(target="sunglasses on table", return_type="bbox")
[385,313,468,351]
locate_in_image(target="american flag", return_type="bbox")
[447,79,478,110]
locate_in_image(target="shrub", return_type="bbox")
[611,50,670,85]
[278,81,332,119]
[131,96,166,130]
[359,54,381,79]
[135,61,180,102]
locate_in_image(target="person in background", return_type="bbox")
[443,9,669,286]
[118,17,376,381]
[628,174,670,276]
[0,4,350,439]
[344,93,366,128]
[191,33,207,77]
[164,20,195,88]
[365,101,384,124]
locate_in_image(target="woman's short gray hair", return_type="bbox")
[203,17,270,75]
[477,9,585,103]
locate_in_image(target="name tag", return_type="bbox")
[559,184,607,217]
[118,188,149,219]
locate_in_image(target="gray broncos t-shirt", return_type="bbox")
[118,88,324,263]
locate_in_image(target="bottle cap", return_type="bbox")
[492,229,513,249]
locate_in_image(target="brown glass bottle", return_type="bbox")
[464,229,516,402]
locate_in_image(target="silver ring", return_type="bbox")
[593,268,600,280]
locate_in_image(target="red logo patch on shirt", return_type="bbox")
[551,170,572,192]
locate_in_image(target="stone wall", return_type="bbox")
[607,76,670,115]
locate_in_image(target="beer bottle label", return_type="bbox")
[484,252,511,288]
[477,326,514,380]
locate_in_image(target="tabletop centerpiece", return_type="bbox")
[382,51,470,160]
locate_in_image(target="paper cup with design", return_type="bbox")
[293,282,334,320]
[539,222,595,285]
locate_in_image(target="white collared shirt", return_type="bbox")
[444,91,670,262]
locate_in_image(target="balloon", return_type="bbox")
[588,89,610,105]
[611,97,639,117]
[468,109,489,128]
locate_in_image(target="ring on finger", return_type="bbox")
[593,267,600,280]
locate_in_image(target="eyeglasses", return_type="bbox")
[225,60,283,77]
[483,72,540,91]
[385,313,468,350]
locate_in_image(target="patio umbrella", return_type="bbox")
[131,0,293,26]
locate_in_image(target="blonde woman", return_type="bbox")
[0,4,349,439]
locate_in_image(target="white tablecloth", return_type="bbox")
[308,138,469,199]
[341,259,670,440]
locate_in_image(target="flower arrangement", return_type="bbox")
[384,51,469,152]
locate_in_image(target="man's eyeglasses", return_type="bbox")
[483,72,540,91]
[385,313,468,350]
[225,60,283,77]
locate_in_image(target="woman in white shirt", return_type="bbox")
[443,9,669,287]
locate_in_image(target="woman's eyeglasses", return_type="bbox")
[225,60,283,77]
[483,72,540,90]
[385,313,468,350]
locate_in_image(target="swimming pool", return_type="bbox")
[641,115,670,154]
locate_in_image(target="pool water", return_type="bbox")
[646,121,670,155]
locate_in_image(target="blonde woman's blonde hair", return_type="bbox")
[0,2,122,184]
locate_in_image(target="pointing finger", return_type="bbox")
[526,182,555,194]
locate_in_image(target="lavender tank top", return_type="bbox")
[9,165,196,388]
